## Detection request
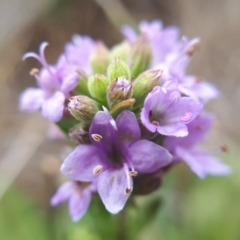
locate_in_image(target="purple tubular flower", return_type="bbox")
[164,113,231,178]
[141,80,203,137]
[19,42,79,122]
[51,181,95,222]
[61,109,172,214]
[64,35,95,75]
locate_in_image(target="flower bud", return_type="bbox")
[69,125,90,144]
[110,98,136,117]
[88,74,109,103]
[107,58,131,81]
[107,76,133,107]
[110,41,131,62]
[68,95,99,123]
[90,42,110,74]
[133,69,162,109]
[130,35,152,77]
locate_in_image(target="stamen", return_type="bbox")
[220,144,228,152]
[29,68,39,76]
[124,163,132,194]
[186,42,200,57]
[151,121,159,126]
[129,171,138,177]
[125,188,132,195]
[179,112,192,122]
[93,165,103,175]
[91,134,103,142]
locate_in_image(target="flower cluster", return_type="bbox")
[19,20,231,222]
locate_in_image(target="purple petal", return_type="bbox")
[89,110,118,153]
[130,140,172,173]
[121,25,137,42]
[41,91,65,122]
[19,88,44,112]
[60,72,80,94]
[176,147,231,178]
[116,111,141,144]
[157,122,188,137]
[69,188,91,222]
[61,145,106,182]
[50,182,74,206]
[97,168,132,214]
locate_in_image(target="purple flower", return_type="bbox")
[163,113,231,178]
[19,42,79,122]
[51,181,95,222]
[141,80,203,137]
[121,20,179,66]
[61,109,172,214]
[64,35,96,75]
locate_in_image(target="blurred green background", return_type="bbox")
[0,0,240,239]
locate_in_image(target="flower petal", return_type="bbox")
[130,140,172,173]
[19,88,44,112]
[116,111,141,144]
[41,91,65,122]
[69,188,91,222]
[97,168,132,214]
[176,147,231,178]
[89,110,117,154]
[50,181,74,206]
[157,122,188,137]
[121,25,137,42]
[61,145,105,182]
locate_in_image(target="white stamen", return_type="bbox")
[93,165,103,175]
[124,163,132,195]
[29,68,39,76]
[129,171,138,177]
[91,134,103,142]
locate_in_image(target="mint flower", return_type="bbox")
[19,42,79,122]
[61,109,172,213]
[163,113,231,178]
[51,181,96,222]
[141,80,203,137]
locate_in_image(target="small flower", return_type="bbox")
[163,113,231,178]
[19,42,79,122]
[51,181,95,222]
[64,35,96,75]
[61,109,172,214]
[141,80,203,137]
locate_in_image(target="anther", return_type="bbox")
[220,144,228,153]
[186,42,200,57]
[91,134,103,142]
[179,112,192,122]
[151,121,159,126]
[125,187,132,195]
[29,68,39,76]
[129,171,138,177]
[93,165,103,175]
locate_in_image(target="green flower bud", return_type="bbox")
[110,98,136,117]
[90,42,110,74]
[110,41,131,62]
[107,58,131,81]
[133,69,162,109]
[106,76,133,107]
[74,71,90,96]
[88,74,109,104]
[68,95,99,123]
[130,35,152,77]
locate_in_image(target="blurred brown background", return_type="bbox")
[0,0,239,237]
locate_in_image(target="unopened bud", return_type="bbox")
[110,41,131,62]
[107,58,131,81]
[68,95,99,123]
[69,125,90,144]
[88,74,109,103]
[107,76,133,107]
[130,35,152,77]
[90,42,110,74]
[133,69,162,109]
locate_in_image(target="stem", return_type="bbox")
[117,210,128,240]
